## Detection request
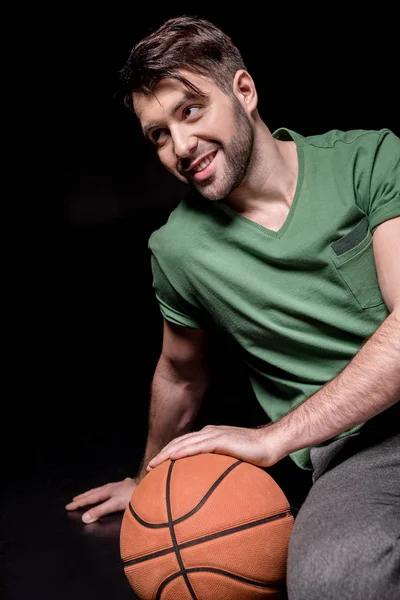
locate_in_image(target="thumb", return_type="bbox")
[82,511,97,524]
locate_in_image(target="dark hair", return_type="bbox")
[119,15,247,113]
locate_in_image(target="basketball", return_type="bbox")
[120,453,294,600]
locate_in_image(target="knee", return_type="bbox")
[286,522,399,600]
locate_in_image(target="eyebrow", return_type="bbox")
[142,92,200,138]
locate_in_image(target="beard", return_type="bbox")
[190,100,254,201]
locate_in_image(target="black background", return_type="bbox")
[4,6,398,599]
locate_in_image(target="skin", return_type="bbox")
[134,69,299,228]
[66,67,400,522]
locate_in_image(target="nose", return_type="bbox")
[171,126,197,162]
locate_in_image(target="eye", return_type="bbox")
[183,106,200,119]
[150,129,167,144]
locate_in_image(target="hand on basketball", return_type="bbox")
[65,477,138,523]
[147,425,278,471]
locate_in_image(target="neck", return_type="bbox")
[225,121,298,216]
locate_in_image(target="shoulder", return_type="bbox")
[300,128,396,151]
[275,126,397,151]
[297,128,399,178]
[148,190,209,256]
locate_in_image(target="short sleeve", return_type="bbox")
[368,129,400,233]
[150,253,203,329]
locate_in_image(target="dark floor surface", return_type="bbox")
[3,445,136,600]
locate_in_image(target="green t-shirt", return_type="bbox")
[148,127,400,470]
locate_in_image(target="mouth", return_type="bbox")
[188,151,218,182]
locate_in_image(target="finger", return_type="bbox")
[81,498,122,524]
[148,432,216,467]
[147,426,232,470]
[158,430,210,455]
[66,484,112,505]
[65,487,112,510]
[171,439,221,459]
[149,437,221,469]
[153,426,226,462]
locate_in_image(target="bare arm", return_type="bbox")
[267,308,400,461]
[66,319,211,522]
[136,319,211,480]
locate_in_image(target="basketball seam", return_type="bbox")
[166,460,199,600]
[123,511,292,566]
[155,567,285,600]
[128,459,243,528]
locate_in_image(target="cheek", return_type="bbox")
[158,148,187,179]
[158,147,174,169]
[206,105,236,138]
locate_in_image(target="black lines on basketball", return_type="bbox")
[129,459,243,528]
[123,511,291,567]
[166,461,198,600]
[155,568,285,600]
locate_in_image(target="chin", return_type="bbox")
[193,187,222,202]
[192,178,230,202]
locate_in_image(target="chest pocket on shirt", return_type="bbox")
[331,216,385,309]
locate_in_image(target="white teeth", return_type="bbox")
[193,153,215,173]
[196,159,209,172]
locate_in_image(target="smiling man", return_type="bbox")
[66,15,400,600]
[135,72,256,201]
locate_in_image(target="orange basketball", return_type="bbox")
[120,453,294,600]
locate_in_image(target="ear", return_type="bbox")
[232,70,258,114]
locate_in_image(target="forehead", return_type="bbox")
[133,70,216,124]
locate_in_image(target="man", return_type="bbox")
[66,16,400,599]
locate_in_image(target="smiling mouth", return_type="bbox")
[189,151,218,175]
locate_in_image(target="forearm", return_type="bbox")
[269,310,400,460]
[136,356,209,478]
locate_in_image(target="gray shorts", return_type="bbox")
[286,403,400,600]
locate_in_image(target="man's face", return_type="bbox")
[133,70,254,201]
